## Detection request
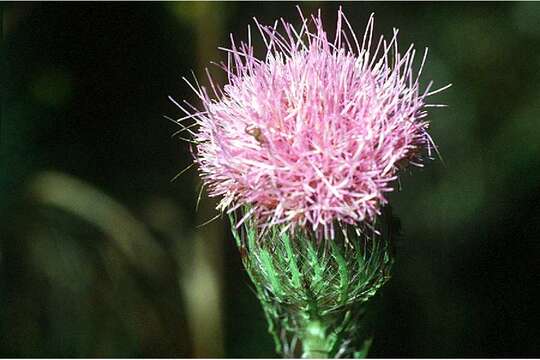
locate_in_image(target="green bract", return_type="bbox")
[229,208,396,358]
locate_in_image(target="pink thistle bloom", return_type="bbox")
[175,8,449,239]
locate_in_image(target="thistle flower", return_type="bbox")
[173,7,448,358]
[174,7,448,240]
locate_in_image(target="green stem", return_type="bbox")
[301,320,330,358]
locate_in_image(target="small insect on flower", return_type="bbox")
[244,125,266,145]
[174,7,450,240]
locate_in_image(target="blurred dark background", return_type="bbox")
[2,2,540,358]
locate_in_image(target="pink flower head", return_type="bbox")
[174,8,449,239]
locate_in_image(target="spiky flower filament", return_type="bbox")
[174,8,448,239]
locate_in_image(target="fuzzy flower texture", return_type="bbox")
[176,8,448,239]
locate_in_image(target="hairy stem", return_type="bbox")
[301,320,331,358]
